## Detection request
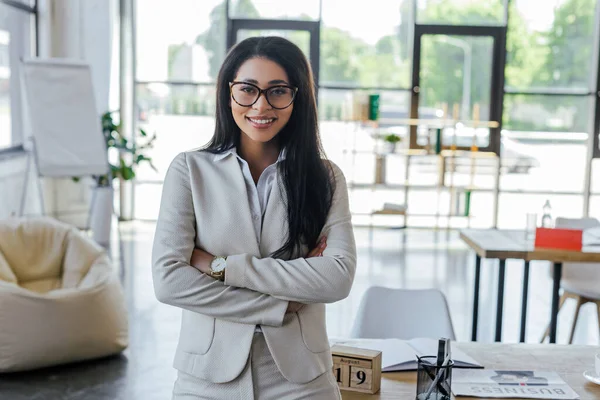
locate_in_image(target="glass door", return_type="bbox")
[410,25,506,154]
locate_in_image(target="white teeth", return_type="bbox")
[249,118,274,124]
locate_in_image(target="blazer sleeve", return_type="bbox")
[224,163,357,304]
[152,152,288,326]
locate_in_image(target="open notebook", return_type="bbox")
[331,338,483,372]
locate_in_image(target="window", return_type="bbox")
[505,0,598,92]
[0,29,10,148]
[0,3,34,150]
[228,0,320,20]
[135,82,216,182]
[416,0,505,26]
[320,0,411,89]
[135,0,226,83]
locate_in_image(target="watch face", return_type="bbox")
[211,258,226,272]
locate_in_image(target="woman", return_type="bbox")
[152,36,356,400]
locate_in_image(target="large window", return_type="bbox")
[228,0,320,20]
[133,0,600,225]
[416,0,505,26]
[135,0,225,83]
[320,0,411,89]
[0,2,35,150]
[497,0,600,226]
[505,0,597,92]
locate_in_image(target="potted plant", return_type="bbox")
[383,133,401,153]
[77,111,157,244]
[96,110,157,186]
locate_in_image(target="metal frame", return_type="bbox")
[226,18,321,87]
[120,0,136,220]
[410,24,506,155]
[0,0,35,13]
[593,1,600,159]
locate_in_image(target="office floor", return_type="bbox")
[1,223,598,399]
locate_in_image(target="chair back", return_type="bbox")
[350,286,456,340]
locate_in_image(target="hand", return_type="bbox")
[286,301,304,314]
[190,248,214,275]
[306,236,327,257]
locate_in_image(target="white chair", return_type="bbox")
[350,286,456,340]
[540,217,600,344]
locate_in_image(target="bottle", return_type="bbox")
[541,200,553,228]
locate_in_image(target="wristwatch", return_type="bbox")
[209,256,227,281]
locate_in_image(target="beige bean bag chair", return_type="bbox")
[0,217,128,372]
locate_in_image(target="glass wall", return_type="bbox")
[133,0,600,226]
[498,0,599,227]
[0,2,35,150]
[416,0,505,25]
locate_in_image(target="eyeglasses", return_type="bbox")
[229,81,298,110]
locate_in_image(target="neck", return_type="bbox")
[238,134,280,181]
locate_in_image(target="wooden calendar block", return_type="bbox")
[331,345,382,394]
[350,366,373,389]
[332,363,350,388]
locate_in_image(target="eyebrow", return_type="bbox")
[241,78,289,85]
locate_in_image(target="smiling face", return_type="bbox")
[230,57,294,145]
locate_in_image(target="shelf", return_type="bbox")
[348,183,490,192]
[372,203,407,216]
[342,149,430,156]
[342,149,497,159]
[354,211,471,218]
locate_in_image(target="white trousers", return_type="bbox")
[172,333,341,400]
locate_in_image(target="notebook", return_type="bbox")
[330,338,483,372]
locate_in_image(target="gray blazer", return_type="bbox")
[152,150,357,384]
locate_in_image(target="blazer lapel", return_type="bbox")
[221,155,261,256]
[260,175,288,256]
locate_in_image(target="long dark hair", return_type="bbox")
[204,36,334,258]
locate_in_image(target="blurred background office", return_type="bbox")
[1,0,599,397]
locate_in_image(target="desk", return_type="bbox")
[459,229,600,343]
[342,342,600,399]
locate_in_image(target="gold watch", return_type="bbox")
[209,256,227,281]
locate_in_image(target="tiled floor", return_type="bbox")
[1,222,598,399]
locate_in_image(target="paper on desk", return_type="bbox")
[452,370,579,399]
[583,227,600,246]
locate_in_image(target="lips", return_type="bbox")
[246,116,277,129]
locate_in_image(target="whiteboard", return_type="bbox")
[20,59,109,177]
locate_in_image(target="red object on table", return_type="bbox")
[534,227,583,251]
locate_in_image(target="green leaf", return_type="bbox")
[122,166,135,180]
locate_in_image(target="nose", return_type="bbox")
[252,92,272,111]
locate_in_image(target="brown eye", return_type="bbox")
[239,85,257,94]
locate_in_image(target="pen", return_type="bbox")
[423,353,452,400]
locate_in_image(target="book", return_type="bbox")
[329,338,483,372]
[452,370,579,399]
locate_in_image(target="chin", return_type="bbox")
[243,123,282,143]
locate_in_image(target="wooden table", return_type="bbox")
[342,342,600,399]
[459,229,600,343]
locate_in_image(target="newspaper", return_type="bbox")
[452,370,579,399]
